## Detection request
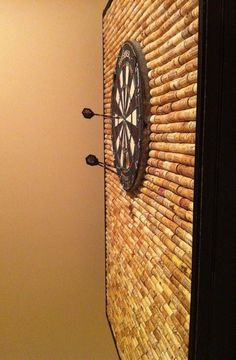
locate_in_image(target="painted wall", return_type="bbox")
[0,1,117,359]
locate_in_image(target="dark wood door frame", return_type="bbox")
[189,0,236,359]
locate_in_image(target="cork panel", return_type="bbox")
[103,1,198,359]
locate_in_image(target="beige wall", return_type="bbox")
[0,1,117,359]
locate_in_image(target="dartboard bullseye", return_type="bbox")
[111,41,150,191]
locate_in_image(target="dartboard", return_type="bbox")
[111,40,150,191]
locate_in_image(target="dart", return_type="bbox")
[85,154,117,174]
[82,108,119,119]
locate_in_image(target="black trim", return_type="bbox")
[105,313,122,360]
[103,0,113,18]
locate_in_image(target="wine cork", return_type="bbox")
[104,0,199,358]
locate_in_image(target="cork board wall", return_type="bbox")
[103,0,199,358]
